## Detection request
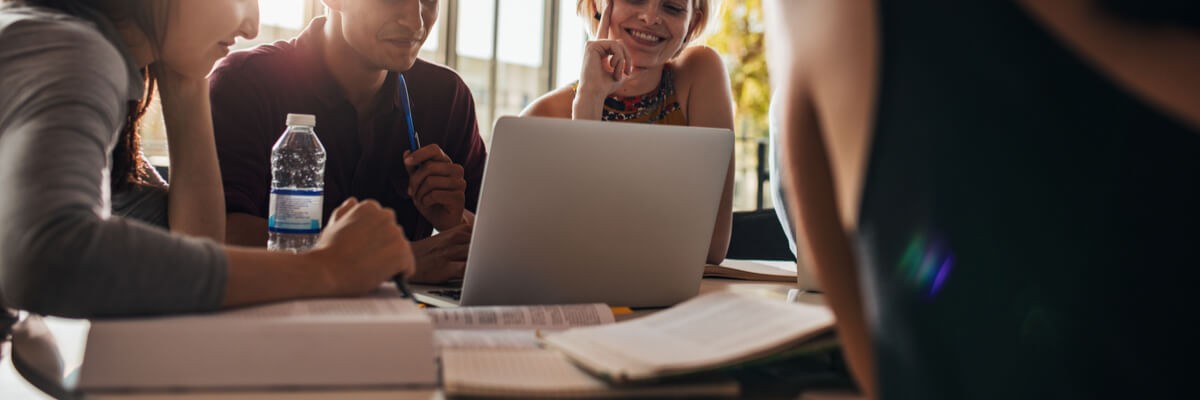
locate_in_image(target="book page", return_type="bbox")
[435,330,543,353]
[427,304,615,330]
[442,348,739,398]
[544,291,834,380]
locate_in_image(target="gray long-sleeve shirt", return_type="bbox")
[0,6,227,317]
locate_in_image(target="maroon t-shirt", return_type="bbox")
[210,18,486,241]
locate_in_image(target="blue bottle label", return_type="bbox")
[268,189,323,234]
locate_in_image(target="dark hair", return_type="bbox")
[14,0,169,191]
[1099,0,1200,30]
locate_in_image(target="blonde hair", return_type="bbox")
[576,0,715,50]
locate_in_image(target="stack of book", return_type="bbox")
[77,289,435,391]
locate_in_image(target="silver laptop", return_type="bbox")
[415,116,733,308]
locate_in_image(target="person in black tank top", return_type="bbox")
[863,1,1200,398]
[767,0,1200,398]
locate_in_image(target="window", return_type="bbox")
[259,0,307,30]
[141,0,771,211]
[454,0,497,137]
[446,0,575,140]
[493,0,546,130]
[555,0,587,89]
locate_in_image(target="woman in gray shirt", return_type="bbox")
[0,0,416,318]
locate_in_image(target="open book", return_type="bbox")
[703,259,798,282]
[543,291,835,383]
[77,289,435,391]
[435,304,733,398]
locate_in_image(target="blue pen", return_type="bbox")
[394,73,420,305]
[398,73,421,151]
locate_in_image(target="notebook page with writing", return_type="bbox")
[544,291,834,382]
[442,348,739,398]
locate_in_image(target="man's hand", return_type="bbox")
[404,144,467,230]
[408,223,472,284]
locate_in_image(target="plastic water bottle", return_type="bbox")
[267,113,327,252]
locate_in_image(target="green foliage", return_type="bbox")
[706,0,769,138]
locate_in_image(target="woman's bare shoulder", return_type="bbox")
[670,46,732,107]
[671,45,727,80]
[520,85,577,118]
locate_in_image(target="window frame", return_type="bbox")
[433,0,569,129]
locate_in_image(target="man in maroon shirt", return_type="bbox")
[210,0,484,282]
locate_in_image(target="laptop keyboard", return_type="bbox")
[429,289,463,300]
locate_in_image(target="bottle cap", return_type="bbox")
[285,113,316,127]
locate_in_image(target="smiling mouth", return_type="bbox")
[383,38,420,46]
[624,28,665,44]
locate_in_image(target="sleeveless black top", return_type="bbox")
[859,1,1200,398]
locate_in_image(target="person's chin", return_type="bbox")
[381,55,420,73]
